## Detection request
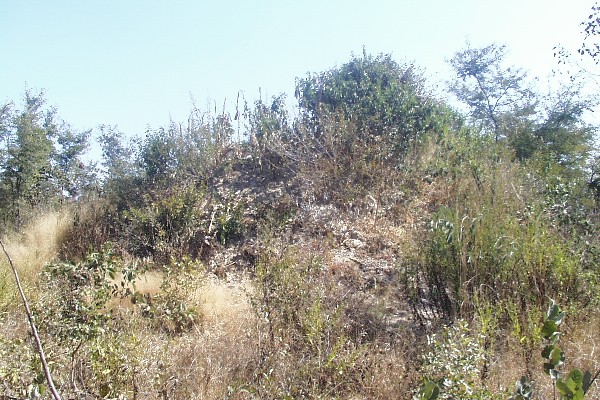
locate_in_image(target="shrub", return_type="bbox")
[134,256,203,335]
[244,247,369,398]
[418,320,494,399]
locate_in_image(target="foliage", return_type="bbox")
[212,196,246,245]
[416,301,599,400]
[510,300,599,400]
[26,245,141,398]
[555,1,600,68]
[246,248,368,398]
[418,320,491,399]
[449,43,596,172]
[296,49,443,154]
[40,244,135,345]
[0,90,94,230]
[123,183,209,262]
[245,93,292,147]
[406,128,598,322]
[134,257,202,335]
[449,43,536,141]
[2,48,600,399]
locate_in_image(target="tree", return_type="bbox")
[579,2,600,63]
[53,125,94,198]
[1,91,56,224]
[98,125,139,183]
[140,128,177,185]
[0,90,94,228]
[295,50,442,153]
[534,85,595,170]
[244,93,292,147]
[556,1,600,68]
[97,125,141,210]
[449,43,596,173]
[448,43,537,142]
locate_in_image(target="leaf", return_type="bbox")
[567,369,584,387]
[542,344,555,359]
[583,370,592,393]
[415,380,440,400]
[549,347,564,367]
[556,379,574,397]
[511,376,534,399]
[541,320,558,340]
[546,299,560,320]
[553,311,565,326]
[99,383,111,398]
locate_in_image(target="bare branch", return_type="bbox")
[0,239,62,400]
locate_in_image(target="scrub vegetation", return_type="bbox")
[1,12,600,399]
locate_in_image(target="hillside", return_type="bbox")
[1,49,599,399]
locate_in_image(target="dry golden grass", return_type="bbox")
[2,207,599,399]
[0,209,73,309]
[121,275,258,399]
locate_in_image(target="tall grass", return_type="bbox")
[0,210,73,310]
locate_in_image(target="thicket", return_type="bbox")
[1,37,599,399]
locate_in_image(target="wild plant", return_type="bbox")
[509,300,599,400]
[415,300,599,399]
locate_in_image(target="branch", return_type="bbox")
[0,239,62,400]
[586,368,600,395]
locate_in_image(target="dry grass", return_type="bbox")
[2,203,599,399]
[0,209,73,309]
[121,275,259,399]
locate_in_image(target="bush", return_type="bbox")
[244,247,369,398]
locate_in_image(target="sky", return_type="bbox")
[1,0,597,144]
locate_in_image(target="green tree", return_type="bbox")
[52,122,95,198]
[1,91,55,225]
[0,90,95,227]
[534,85,595,171]
[97,125,141,212]
[295,50,442,153]
[448,43,537,142]
[140,127,177,185]
[245,93,292,147]
[98,125,137,183]
[450,43,595,172]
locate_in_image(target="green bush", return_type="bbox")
[418,320,495,399]
[124,183,209,262]
[405,129,597,322]
[134,257,202,335]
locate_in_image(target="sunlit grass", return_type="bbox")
[0,210,73,310]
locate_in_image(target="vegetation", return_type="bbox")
[1,9,600,398]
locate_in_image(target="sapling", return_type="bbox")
[511,299,599,400]
[415,300,599,400]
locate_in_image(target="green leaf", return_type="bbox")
[542,344,554,359]
[549,347,564,366]
[547,299,560,320]
[556,379,574,397]
[567,369,584,388]
[415,380,440,400]
[541,320,558,340]
[510,376,534,400]
[99,383,111,398]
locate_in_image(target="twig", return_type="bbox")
[586,368,600,395]
[0,239,62,400]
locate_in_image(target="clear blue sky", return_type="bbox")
[1,0,595,141]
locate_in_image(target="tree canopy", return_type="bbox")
[0,91,94,228]
[295,50,446,153]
